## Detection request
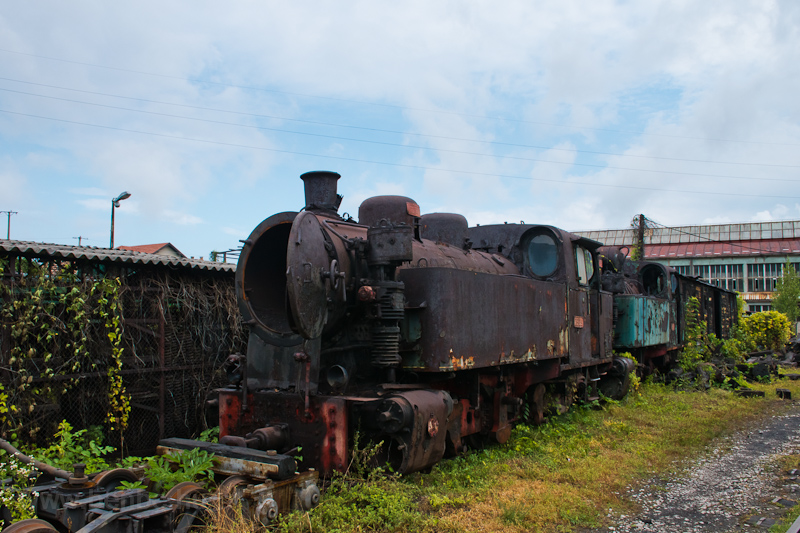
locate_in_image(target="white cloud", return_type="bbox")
[164,210,202,225]
[2,0,800,254]
[752,204,800,222]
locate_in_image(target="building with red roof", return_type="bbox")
[117,242,186,259]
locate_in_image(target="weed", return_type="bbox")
[0,454,37,521]
[198,426,219,443]
[145,448,215,494]
[29,420,114,472]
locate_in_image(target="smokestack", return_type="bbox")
[300,171,342,213]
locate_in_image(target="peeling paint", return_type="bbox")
[442,354,476,370]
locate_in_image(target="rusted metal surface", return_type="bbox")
[350,389,454,473]
[420,213,469,248]
[569,288,593,365]
[359,195,420,228]
[157,438,296,480]
[614,295,671,348]
[286,211,332,339]
[399,268,567,371]
[301,170,341,213]
[219,170,739,480]
[236,211,301,347]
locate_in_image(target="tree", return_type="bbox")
[772,259,800,334]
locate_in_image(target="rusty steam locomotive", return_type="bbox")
[2,172,739,533]
[216,170,737,475]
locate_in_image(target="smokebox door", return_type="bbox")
[286,211,330,338]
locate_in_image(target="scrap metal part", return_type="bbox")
[2,437,320,532]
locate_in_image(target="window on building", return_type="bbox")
[765,263,781,292]
[729,264,743,292]
[709,264,724,288]
[747,262,784,292]
[694,264,710,281]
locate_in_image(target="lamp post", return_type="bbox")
[110,191,131,249]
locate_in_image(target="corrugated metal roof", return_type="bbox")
[643,239,800,259]
[0,240,235,273]
[575,220,800,246]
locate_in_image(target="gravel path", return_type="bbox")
[591,400,800,533]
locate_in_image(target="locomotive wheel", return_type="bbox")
[3,519,57,533]
[598,376,625,400]
[550,382,574,415]
[218,475,249,499]
[218,475,250,519]
[166,481,208,533]
[92,468,139,492]
[527,384,546,425]
[165,481,206,501]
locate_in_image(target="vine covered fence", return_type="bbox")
[0,245,245,455]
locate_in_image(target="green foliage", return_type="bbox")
[29,420,114,472]
[277,433,418,533]
[0,258,130,445]
[145,448,216,494]
[772,260,800,332]
[736,293,747,320]
[0,454,37,521]
[630,241,642,261]
[92,278,130,441]
[628,371,642,396]
[198,426,219,443]
[679,297,721,371]
[678,297,751,373]
[118,479,149,492]
[740,311,791,351]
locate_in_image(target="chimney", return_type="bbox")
[300,171,342,213]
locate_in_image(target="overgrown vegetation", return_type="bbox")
[0,258,131,446]
[278,433,418,532]
[772,259,800,334]
[678,296,792,381]
[271,377,800,533]
[0,422,219,521]
[740,310,792,352]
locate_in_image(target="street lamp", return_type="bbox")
[110,191,131,249]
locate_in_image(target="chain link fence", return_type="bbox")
[0,252,245,456]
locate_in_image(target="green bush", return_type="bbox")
[740,311,791,351]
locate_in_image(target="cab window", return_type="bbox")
[575,246,594,286]
[526,233,559,278]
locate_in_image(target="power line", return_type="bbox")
[2,46,800,148]
[3,107,800,200]
[4,87,799,184]
[644,217,794,255]
[2,77,799,169]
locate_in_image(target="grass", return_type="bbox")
[234,374,800,532]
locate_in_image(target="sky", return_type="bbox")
[1,1,800,260]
